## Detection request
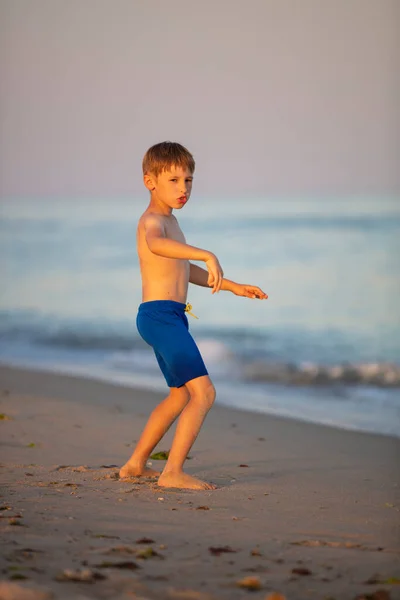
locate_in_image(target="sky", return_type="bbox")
[0,0,399,199]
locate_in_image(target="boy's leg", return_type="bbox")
[119,386,190,478]
[158,374,216,490]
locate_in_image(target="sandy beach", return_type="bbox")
[0,364,399,600]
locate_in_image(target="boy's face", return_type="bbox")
[145,165,193,210]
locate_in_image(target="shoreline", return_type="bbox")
[1,359,398,441]
[1,364,399,600]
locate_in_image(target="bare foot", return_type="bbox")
[158,471,217,490]
[119,462,160,479]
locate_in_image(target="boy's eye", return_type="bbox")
[170,179,177,182]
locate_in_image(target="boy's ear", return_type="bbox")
[143,173,156,192]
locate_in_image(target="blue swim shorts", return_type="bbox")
[136,300,208,388]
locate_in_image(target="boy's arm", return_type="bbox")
[189,262,268,299]
[189,263,235,292]
[144,214,224,293]
[145,215,210,261]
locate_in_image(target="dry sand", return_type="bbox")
[0,364,399,600]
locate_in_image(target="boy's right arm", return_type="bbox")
[144,215,224,293]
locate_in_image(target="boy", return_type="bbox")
[119,142,267,490]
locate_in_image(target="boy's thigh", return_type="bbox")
[154,324,208,389]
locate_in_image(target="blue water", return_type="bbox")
[1,196,399,436]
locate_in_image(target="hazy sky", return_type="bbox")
[0,0,399,199]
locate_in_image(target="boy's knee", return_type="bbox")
[206,382,216,407]
[195,381,216,411]
[186,376,216,411]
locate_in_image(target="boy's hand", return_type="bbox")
[230,283,268,299]
[205,254,224,294]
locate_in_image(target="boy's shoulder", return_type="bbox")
[139,210,178,227]
[139,210,162,226]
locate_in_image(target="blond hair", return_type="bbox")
[142,141,195,176]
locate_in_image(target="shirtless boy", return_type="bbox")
[119,141,268,490]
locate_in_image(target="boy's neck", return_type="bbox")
[148,195,173,217]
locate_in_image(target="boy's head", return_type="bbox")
[143,141,195,210]
[142,141,195,177]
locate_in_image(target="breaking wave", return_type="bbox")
[1,311,399,390]
[243,361,400,388]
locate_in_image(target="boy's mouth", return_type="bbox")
[178,196,187,204]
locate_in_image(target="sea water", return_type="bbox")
[1,196,399,436]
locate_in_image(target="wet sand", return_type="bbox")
[0,364,399,600]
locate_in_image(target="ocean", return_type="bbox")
[1,196,399,437]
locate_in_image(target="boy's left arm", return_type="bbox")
[189,263,268,299]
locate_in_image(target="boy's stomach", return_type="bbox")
[140,260,190,303]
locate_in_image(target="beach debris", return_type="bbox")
[0,413,12,420]
[136,547,163,560]
[136,537,155,544]
[27,443,36,448]
[290,539,384,551]
[291,567,312,576]
[236,576,262,590]
[94,560,140,570]
[0,504,12,511]
[92,533,120,539]
[55,568,106,583]
[364,575,400,585]
[150,450,192,460]
[9,574,29,581]
[150,450,170,460]
[158,497,165,501]
[384,503,399,511]
[258,437,266,441]
[265,594,286,600]
[239,464,249,468]
[167,590,215,600]
[354,591,391,600]
[250,548,263,556]
[208,546,237,556]
[0,581,54,600]
[196,505,210,510]
[9,518,25,526]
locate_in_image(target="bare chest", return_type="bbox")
[165,219,186,244]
